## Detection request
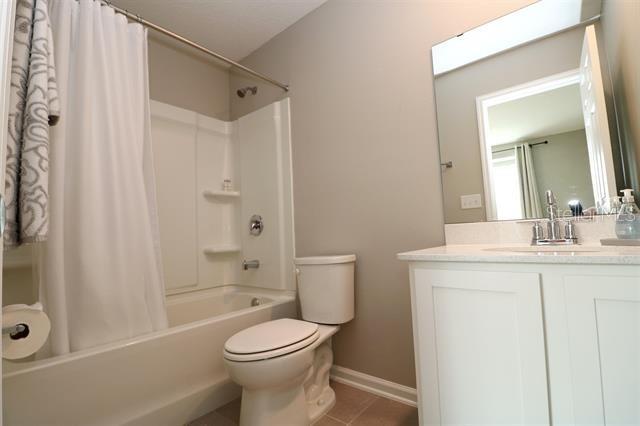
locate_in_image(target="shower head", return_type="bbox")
[236,86,258,98]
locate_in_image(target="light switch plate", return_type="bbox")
[460,193,482,209]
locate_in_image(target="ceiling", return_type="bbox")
[488,83,585,146]
[111,0,328,62]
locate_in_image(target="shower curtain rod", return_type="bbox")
[492,140,548,154]
[102,1,289,92]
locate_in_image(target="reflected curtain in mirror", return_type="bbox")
[515,144,542,219]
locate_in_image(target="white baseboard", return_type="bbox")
[330,365,417,407]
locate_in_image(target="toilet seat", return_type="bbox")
[224,319,320,362]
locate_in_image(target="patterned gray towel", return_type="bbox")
[5,0,60,248]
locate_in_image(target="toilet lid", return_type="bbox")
[224,318,319,356]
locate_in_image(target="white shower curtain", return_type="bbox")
[40,0,168,355]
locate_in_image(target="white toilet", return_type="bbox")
[223,254,356,426]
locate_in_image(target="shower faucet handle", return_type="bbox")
[249,215,264,236]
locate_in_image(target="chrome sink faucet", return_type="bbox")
[546,190,561,240]
[531,190,578,246]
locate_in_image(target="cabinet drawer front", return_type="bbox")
[564,275,640,425]
[411,268,549,425]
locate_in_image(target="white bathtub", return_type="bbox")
[2,286,297,425]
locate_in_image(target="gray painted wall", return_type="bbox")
[2,266,36,306]
[229,0,535,387]
[529,130,594,212]
[148,36,230,120]
[434,27,585,224]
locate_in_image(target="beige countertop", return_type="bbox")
[398,243,640,265]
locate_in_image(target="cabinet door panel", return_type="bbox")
[411,268,549,425]
[565,275,640,425]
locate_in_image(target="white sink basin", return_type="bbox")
[484,246,603,254]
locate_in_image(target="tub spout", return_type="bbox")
[243,259,260,270]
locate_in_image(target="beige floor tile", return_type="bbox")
[326,381,379,423]
[188,382,417,426]
[187,410,237,426]
[214,397,241,424]
[351,398,418,426]
[314,415,347,425]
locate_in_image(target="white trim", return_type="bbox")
[330,365,417,407]
[580,25,617,208]
[475,68,581,220]
[478,68,581,108]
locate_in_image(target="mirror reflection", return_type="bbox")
[481,70,598,221]
[434,0,636,223]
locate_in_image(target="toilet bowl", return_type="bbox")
[223,255,355,426]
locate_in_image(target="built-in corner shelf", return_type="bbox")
[203,245,241,255]
[203,190,241,199]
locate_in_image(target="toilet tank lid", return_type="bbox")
[295,254,356,265]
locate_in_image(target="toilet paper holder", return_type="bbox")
[2,323,29,339]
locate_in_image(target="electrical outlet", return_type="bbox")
[460,194,482,209]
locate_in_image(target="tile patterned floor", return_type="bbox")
[189,380,418,426]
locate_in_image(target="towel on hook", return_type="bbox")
[5,0,60,248]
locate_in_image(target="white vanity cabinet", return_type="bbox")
[405,257,640,426]
[564,274,640,425]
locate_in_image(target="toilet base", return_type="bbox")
[304,339,336,422]
[229,325,341,426]
[308,387,335,424]
[239,373,310,426]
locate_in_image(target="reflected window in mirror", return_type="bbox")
[491,152,524,220]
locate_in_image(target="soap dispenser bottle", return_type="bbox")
[615,189,640,239]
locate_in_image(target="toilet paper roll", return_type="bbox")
[3,303,51,360]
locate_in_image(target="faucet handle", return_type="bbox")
[545,190,556,205]
[564,220,577,240]
[532,221,544,243]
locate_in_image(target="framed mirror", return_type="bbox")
[433,0,638,224]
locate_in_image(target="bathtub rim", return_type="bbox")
[3,285,296,379]
[165,283,292,308]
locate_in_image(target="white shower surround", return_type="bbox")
[150,99,296,295]
[3,99,297,424]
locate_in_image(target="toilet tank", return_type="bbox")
[295,255,355,324]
